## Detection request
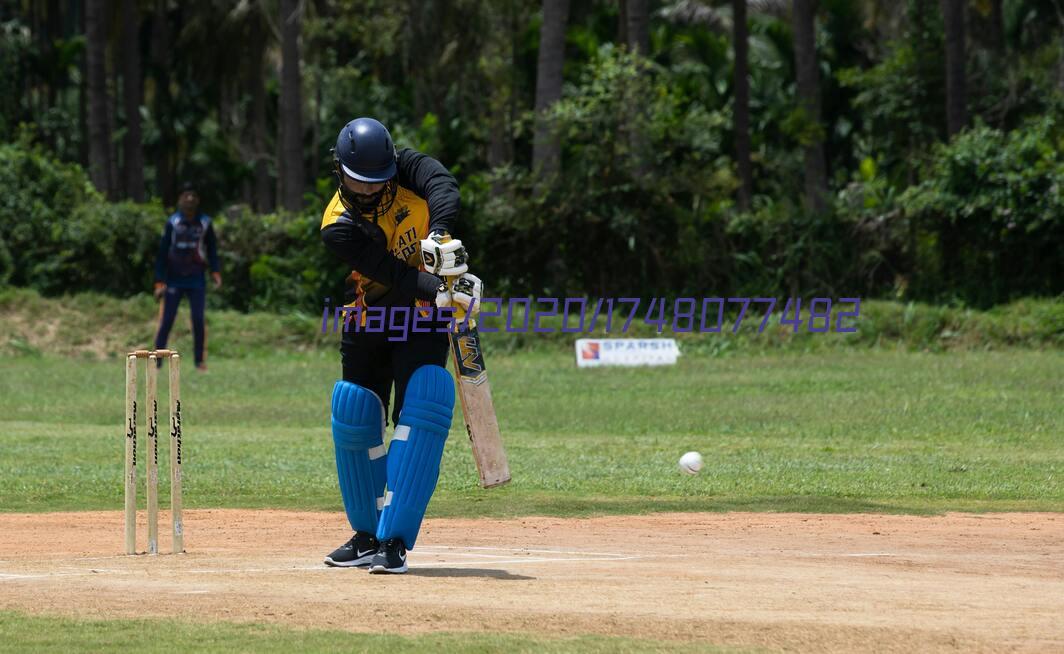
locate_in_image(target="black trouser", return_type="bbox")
[340,319,450,426]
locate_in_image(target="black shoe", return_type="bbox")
[324,532,379,568]
[368,538,408,574]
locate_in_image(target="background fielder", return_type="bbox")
[152,181,222,372]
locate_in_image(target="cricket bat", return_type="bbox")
[449,313,511,488]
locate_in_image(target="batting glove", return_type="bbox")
[420,232,469,276]
[449,273,483,319]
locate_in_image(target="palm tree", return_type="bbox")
[733,0,752,210]
[249,15,273,213]
[278,0,304,211]
[941,0,967,136]
[85,0,115,198]
[791,0,827,212]
[532,0,570,180]
[626,0,650,54]
[659,0,759,208]
[121,0,144,201]
[149,0,175,205]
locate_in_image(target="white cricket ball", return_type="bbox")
[678,451,704,475]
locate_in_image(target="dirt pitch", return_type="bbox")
[0,510,1061,652]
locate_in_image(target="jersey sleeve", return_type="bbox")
[395,148,460,235]
[204,219,220,273]
[154,219,173,282]
[321,204,442,302]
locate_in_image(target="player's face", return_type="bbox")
[342,175,385,199]
[178,191,199,213]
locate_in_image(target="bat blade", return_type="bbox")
[449,324,511,488]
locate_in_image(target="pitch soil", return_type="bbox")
[0,510,1061,652]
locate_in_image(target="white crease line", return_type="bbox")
[0,550,672,580]
[184,566,330,574]
[57,546,634,563]
[0,572,90,580]
[413,555,647,568]
[414,551,622,560]
[0,567,327,580]
[419,546,633,557]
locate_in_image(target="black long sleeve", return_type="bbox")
[396,148,460,234]
[321,216,442,302]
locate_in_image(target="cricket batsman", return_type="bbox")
[319,117,481,573]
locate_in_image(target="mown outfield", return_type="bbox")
[0,296,1061,652]
[1,349,1061,517]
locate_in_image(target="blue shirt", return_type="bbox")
[154,212,220,288]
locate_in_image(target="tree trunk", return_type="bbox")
[625,0,650,175]
[990,0,1004,51]
[278,0,304,212]
[85,0,114,198]
[625,0,649,55]
[732,0,752,211]
[532,0,570,180]
[617,0,628,45]
[152,0,175,206]
[942,0,967,136]
[250,31,273,213]
[78,2,88,167]
[29,0,41,118]
[109,47,121,197]
[122,0,144,201]
[791,0,828,213]
[488,1,517,177]
[310,81,322,184]
[40,0,62,152]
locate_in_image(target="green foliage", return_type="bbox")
[0,143,344,311]
[6,3,1064,307]
[212,207,348,313]
[0,21,28,141]
[725,199,869,298]
[0,139,103,290]
[481,47,735,297]
[838,43,944,179]
[900,117,1064,304]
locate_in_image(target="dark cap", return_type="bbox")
[179,181,198,195]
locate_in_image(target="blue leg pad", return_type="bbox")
[331,381,387,534]
[376,365,454,549]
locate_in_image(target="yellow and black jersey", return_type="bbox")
[320,148,459,309]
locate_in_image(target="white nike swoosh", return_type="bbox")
[398,552,406,562]
[356,549,376,557]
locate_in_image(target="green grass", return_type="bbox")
[0,611,730,654]
[1,287,1061,360]
[0,349,1060,515]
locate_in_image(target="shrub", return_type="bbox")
[0,139,102,289]
[900,117,1064,305]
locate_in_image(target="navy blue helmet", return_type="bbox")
[333,117,397,182]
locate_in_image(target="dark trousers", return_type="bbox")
[341,320,450,426]
[155,285,207,365]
